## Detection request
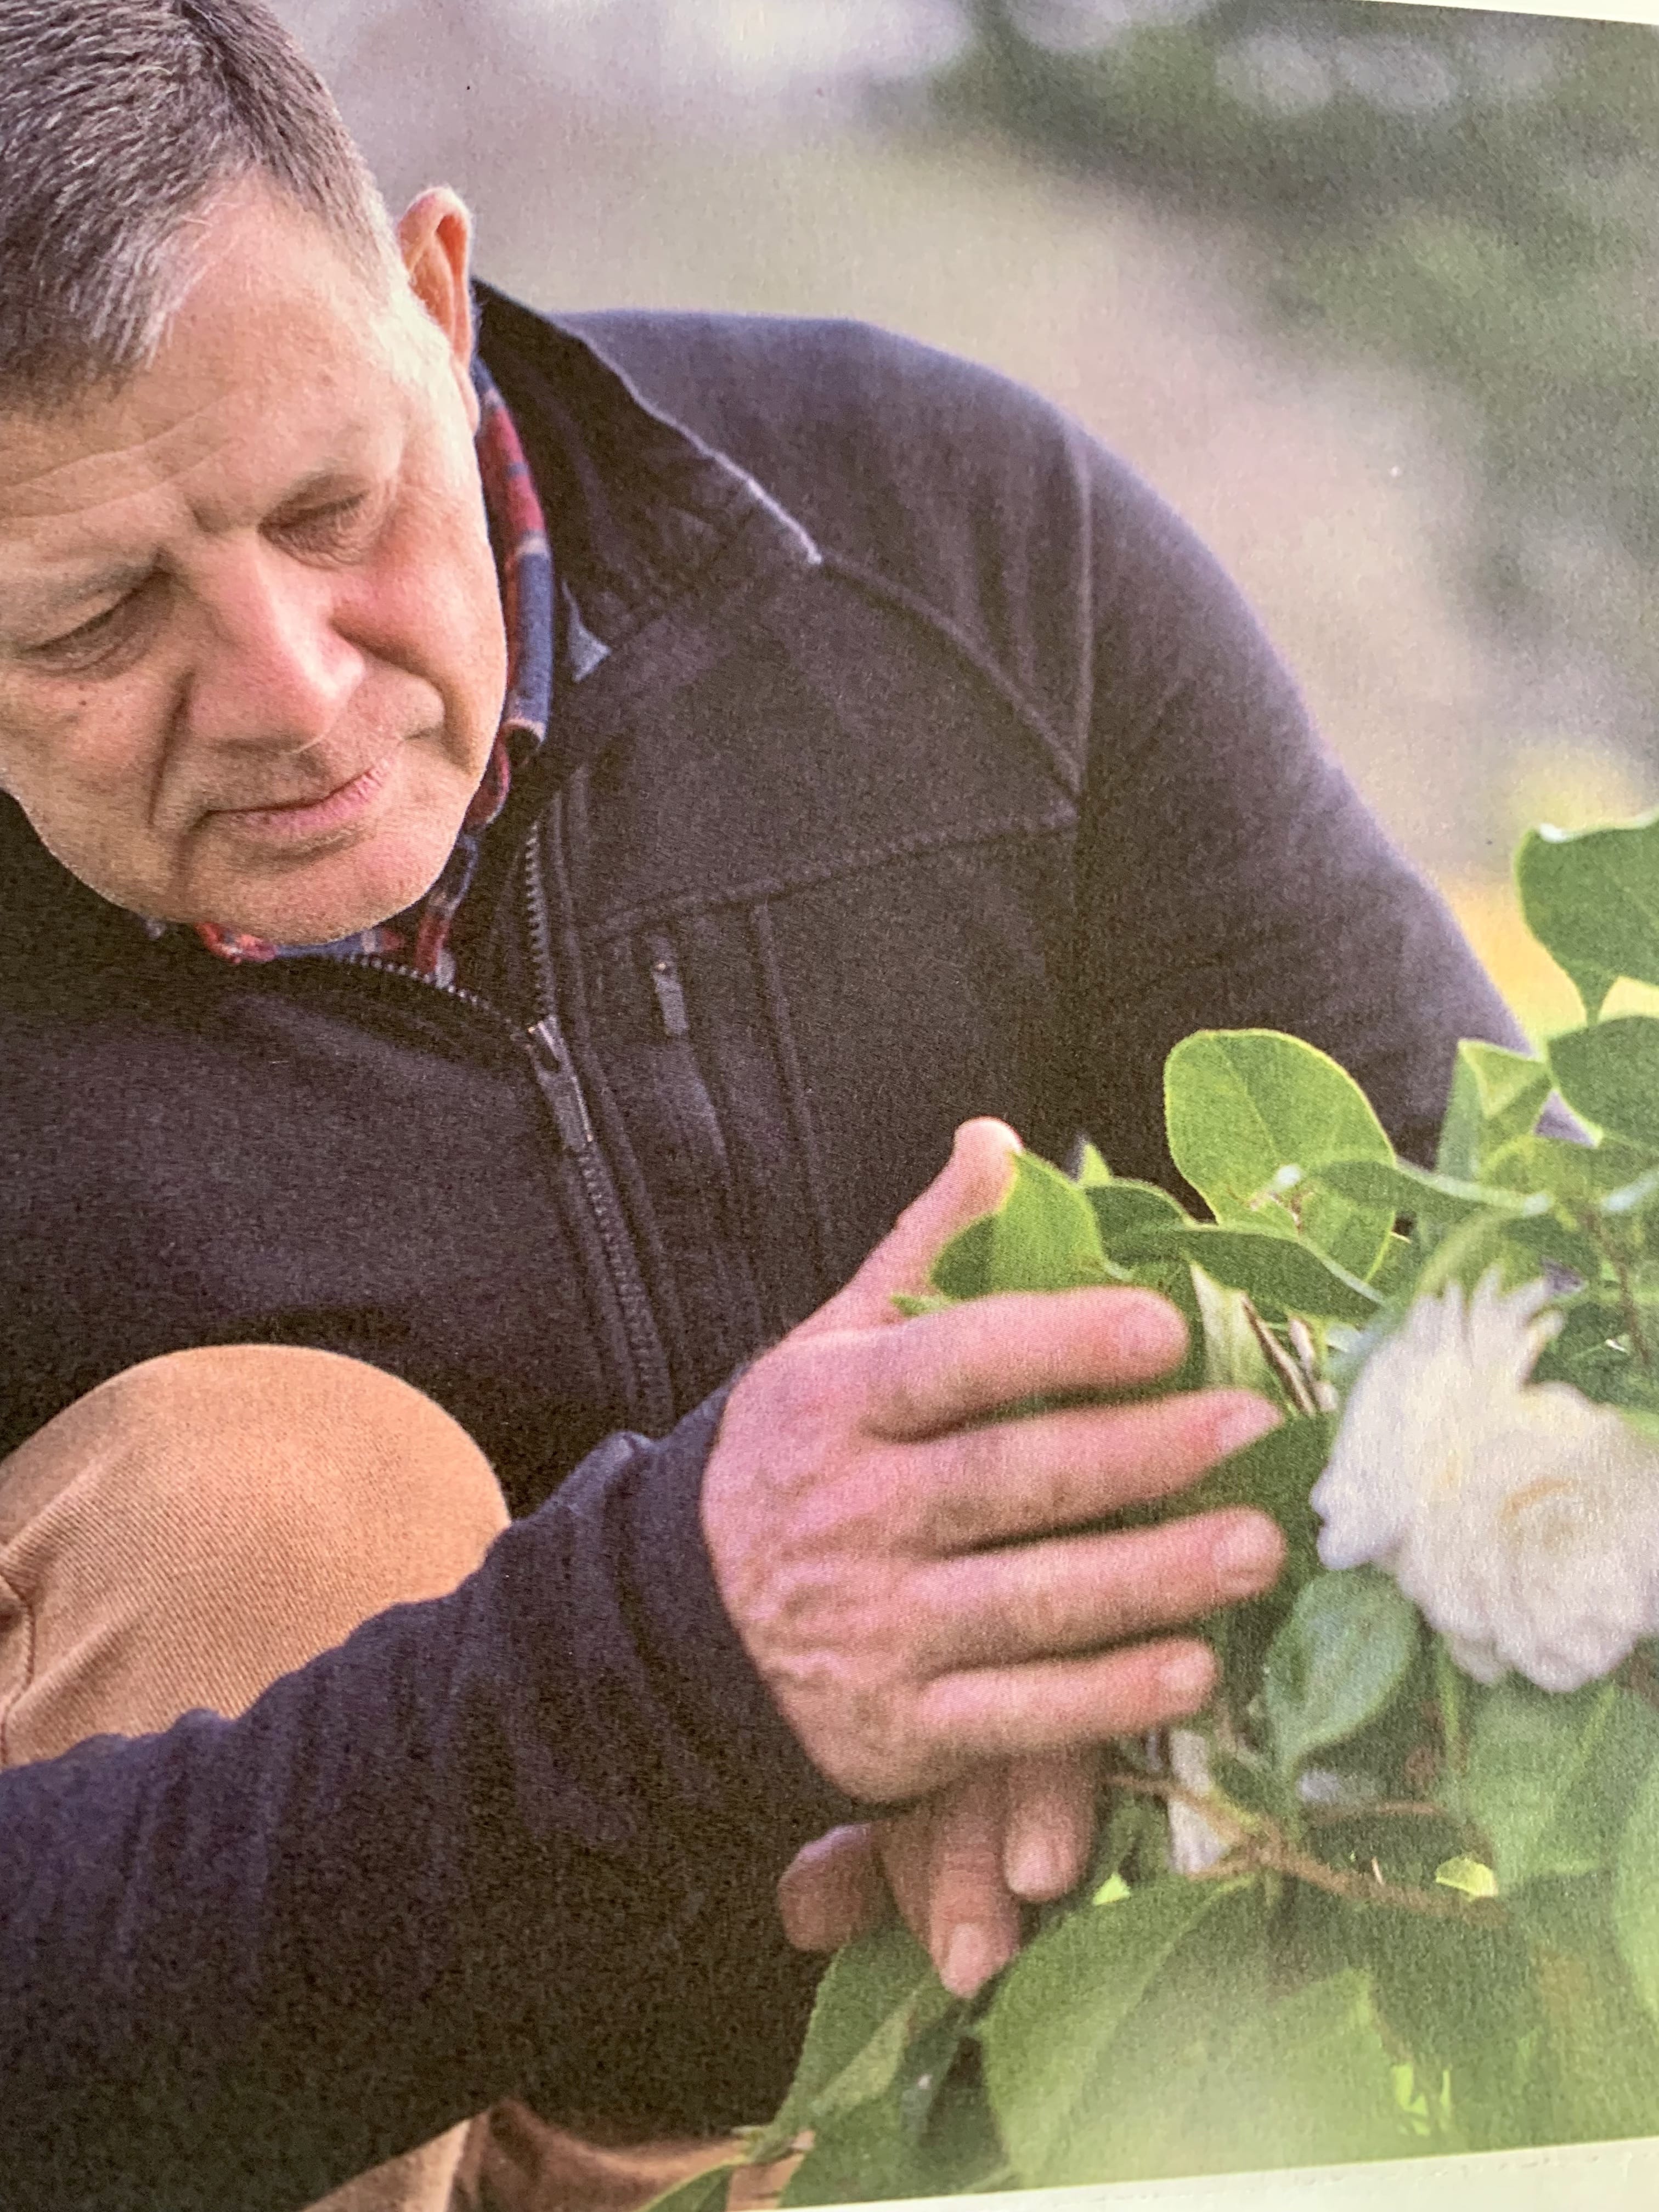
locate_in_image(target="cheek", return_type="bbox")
[356,537,506,741]
[0,686,126,809]
[0,682,178,885]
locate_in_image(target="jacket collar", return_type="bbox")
[475,282,821,664]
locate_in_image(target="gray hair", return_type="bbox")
[0,0,400,412]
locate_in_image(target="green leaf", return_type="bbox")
[1175,1970,1426,2174]
[1368,1229,1419,1297]
[1483,1133,1658,1209]
[1085,1177,1190,1252]
[1437,1040,1553,1180]
[750,1921,960,2160]
[1436,1856,1500,1899]
[1408,1203,1593,1301]
[928,1212,995,1302]
[639,2164,739,2212]
[1164,1029,1396,1277]
[778,2001,1003,2207]
[1317,1154,1545,1227]
[1293,1881,1536,2153]
[779,2044,1005,2205]
[1549,1018,1659,1154]
[934,1150,1113,1299]
[1188,1262,1278,1397]
[1522,1896,1659,2145]
[1071,1138,1113,1189]
[981,1878,1265,2187]
[1110,1224,1383,1325]
[1517,813,1659,1023]
[1464,1677,1651,1891]
[1262,1568,1420,1776]
[988,1887,1421,2183]
[1615,1754,1659,2035]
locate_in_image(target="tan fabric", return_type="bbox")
[0,1345,511,1763]
[0,1346,736,2212]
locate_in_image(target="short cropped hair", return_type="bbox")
[0,0,399,411]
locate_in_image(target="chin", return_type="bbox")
[215,833,459,947]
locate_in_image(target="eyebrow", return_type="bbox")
[3,464,370,634]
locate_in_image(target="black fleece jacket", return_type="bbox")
[0,294,1526,2209]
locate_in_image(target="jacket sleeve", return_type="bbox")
[0,1388,855,2212]
[1063,439,1528,1184]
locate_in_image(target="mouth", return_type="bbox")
[213,747,400,848]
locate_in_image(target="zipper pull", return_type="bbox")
[646,934,690,1038]
[527,1014,596,1152]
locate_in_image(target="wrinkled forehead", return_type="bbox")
[0,188,414,515]
[0,253,420,627]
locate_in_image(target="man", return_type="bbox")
[0,4,1527,2208]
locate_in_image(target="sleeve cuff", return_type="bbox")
[555,1381,868,1853]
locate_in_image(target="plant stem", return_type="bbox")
[1103,1764,1505,1927]
[1242,1299,1320,1417]
[1435,1640,1466,1786]
[1302,1799,1452,1825]
[1615,1250,1654,1373]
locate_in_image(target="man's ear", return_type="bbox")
[396,187,479,427]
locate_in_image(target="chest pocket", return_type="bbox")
[584,920,783,1412]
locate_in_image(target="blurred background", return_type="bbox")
[272,0,1659,1039]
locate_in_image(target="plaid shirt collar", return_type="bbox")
[165,358,554,989]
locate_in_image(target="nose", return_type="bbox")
[184,549,365,757]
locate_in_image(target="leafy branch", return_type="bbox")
[1102,1767,1505,1928]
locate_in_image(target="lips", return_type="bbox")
[215,748,399,846]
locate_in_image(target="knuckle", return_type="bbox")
[1005,1564,1081,1653]
[926,1420,1007,1547]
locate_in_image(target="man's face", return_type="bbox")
[0,187,508,944]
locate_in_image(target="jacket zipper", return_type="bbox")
[315,836,673,1434]
[519,823,675,1434]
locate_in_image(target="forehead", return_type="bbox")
[0,191,408,549]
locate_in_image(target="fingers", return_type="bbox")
[907,1387,1283,1551]
[910,1506,1285,1673]
[910,1637,1219,1781]
[777,1825,887,1953]
[1003,1748,1099,1902]
[798,1120,1023,1336]
[781,1754,1106,2000]
[856,1288,1191,1440]
[882,1768,1024,2000]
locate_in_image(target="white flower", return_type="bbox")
[1310,1271,1659,1692]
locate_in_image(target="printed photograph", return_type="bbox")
[5,2,1659,2207]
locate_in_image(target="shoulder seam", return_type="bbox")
[816,552,1082,802]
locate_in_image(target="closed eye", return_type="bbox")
[25,580,159,673]
[273,490,377,556]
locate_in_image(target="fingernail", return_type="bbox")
[1119,1293,1186,1365]
[941,1923,1006,1999]
[1159,1647,1214,1710]
[1214,1396,1283,1457]
[1213,1515,1284,1596]
[1005,1830,1066,1902]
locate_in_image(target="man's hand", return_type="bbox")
[778,1750,1099,1996]
[702,1120,1286,1806]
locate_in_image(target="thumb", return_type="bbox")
[801,1118,1021,1336]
